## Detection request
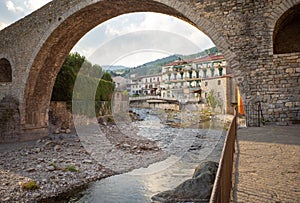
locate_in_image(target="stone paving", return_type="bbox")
[232,125,300,203]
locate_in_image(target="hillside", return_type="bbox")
[111,46,218,77]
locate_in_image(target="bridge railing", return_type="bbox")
[210,115,237,203]
[129,96,178,101]
[129,96,161,101]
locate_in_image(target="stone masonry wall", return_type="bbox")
[269,53,300,124]
[0,96,20,143]
[49,101,73,132]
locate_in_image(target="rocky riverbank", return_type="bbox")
[0,124,166,202]
[0,108,231,202]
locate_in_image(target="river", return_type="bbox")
[75,108,227,203]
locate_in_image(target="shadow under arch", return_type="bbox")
[0,58,12,83]
[273,3,300,54]
[22,0,237,136]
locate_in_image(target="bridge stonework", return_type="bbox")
[0,0,299,141]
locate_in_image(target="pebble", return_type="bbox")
[46,166,55,171]
[25,168,36,172]
[44,141,53,147]
[54,145,62,152]
[83,159,93,164]
[54,128,61,134]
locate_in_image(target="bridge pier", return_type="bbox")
[19,125,49,142]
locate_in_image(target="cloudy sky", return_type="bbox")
[0,0,215,67]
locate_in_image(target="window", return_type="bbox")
[217,92,221,97]
[180,72,184,79]
[205,81,208,86]
[218,67,223,76]
[0,58,12,82]
[218,80,221,85]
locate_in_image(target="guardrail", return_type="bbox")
[129,96,178,101]
[129,96,161,101]
[210,115,237,203]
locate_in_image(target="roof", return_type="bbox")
[192,54,224,63]
[164,54,225,67]
[164,59,188,67]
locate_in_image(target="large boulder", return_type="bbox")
[151,161,218,202]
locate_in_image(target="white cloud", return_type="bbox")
[6,1,24,13]
[71,12,216,67]
[103,12,214,51]
[24,0,51,11]
[0,22,8,30]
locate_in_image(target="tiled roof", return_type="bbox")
[164,54,224,67]
[192,54,224,63]
[165,60,188,67]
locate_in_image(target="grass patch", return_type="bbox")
[21,180,39,190]
[63,165,79,172]
[49,163,59,170]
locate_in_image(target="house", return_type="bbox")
[128,74,162,96]
[160,53,243,114]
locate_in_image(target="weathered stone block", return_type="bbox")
[286,68,295,74]
[285,102,294,108]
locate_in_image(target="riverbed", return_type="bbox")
[0,108,229,202]
[75,108,228,202]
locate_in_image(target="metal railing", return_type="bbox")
[210,115,237,203]
[244,100,265,127]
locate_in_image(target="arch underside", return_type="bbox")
[23,0,231,130]
[273,3,300,54]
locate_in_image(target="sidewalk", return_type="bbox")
[232,125,300,203]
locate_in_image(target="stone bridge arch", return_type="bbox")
[0,0,299,141]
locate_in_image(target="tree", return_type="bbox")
[51,52,85,101]
[206,89,223,113]
[206,90,217,111]
[51,52,115,116]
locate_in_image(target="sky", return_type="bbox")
[0,0,215,67]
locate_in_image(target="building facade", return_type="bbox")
[160,54,239,114]
[129,74,162,96]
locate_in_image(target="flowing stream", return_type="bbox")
[75,108,227,203]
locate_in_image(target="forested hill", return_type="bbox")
[127,54,180,76]
[118,46,218,77]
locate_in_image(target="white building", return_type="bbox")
[160,54,236,114]
[129,74,162,96]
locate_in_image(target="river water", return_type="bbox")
[76,108,227,203]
